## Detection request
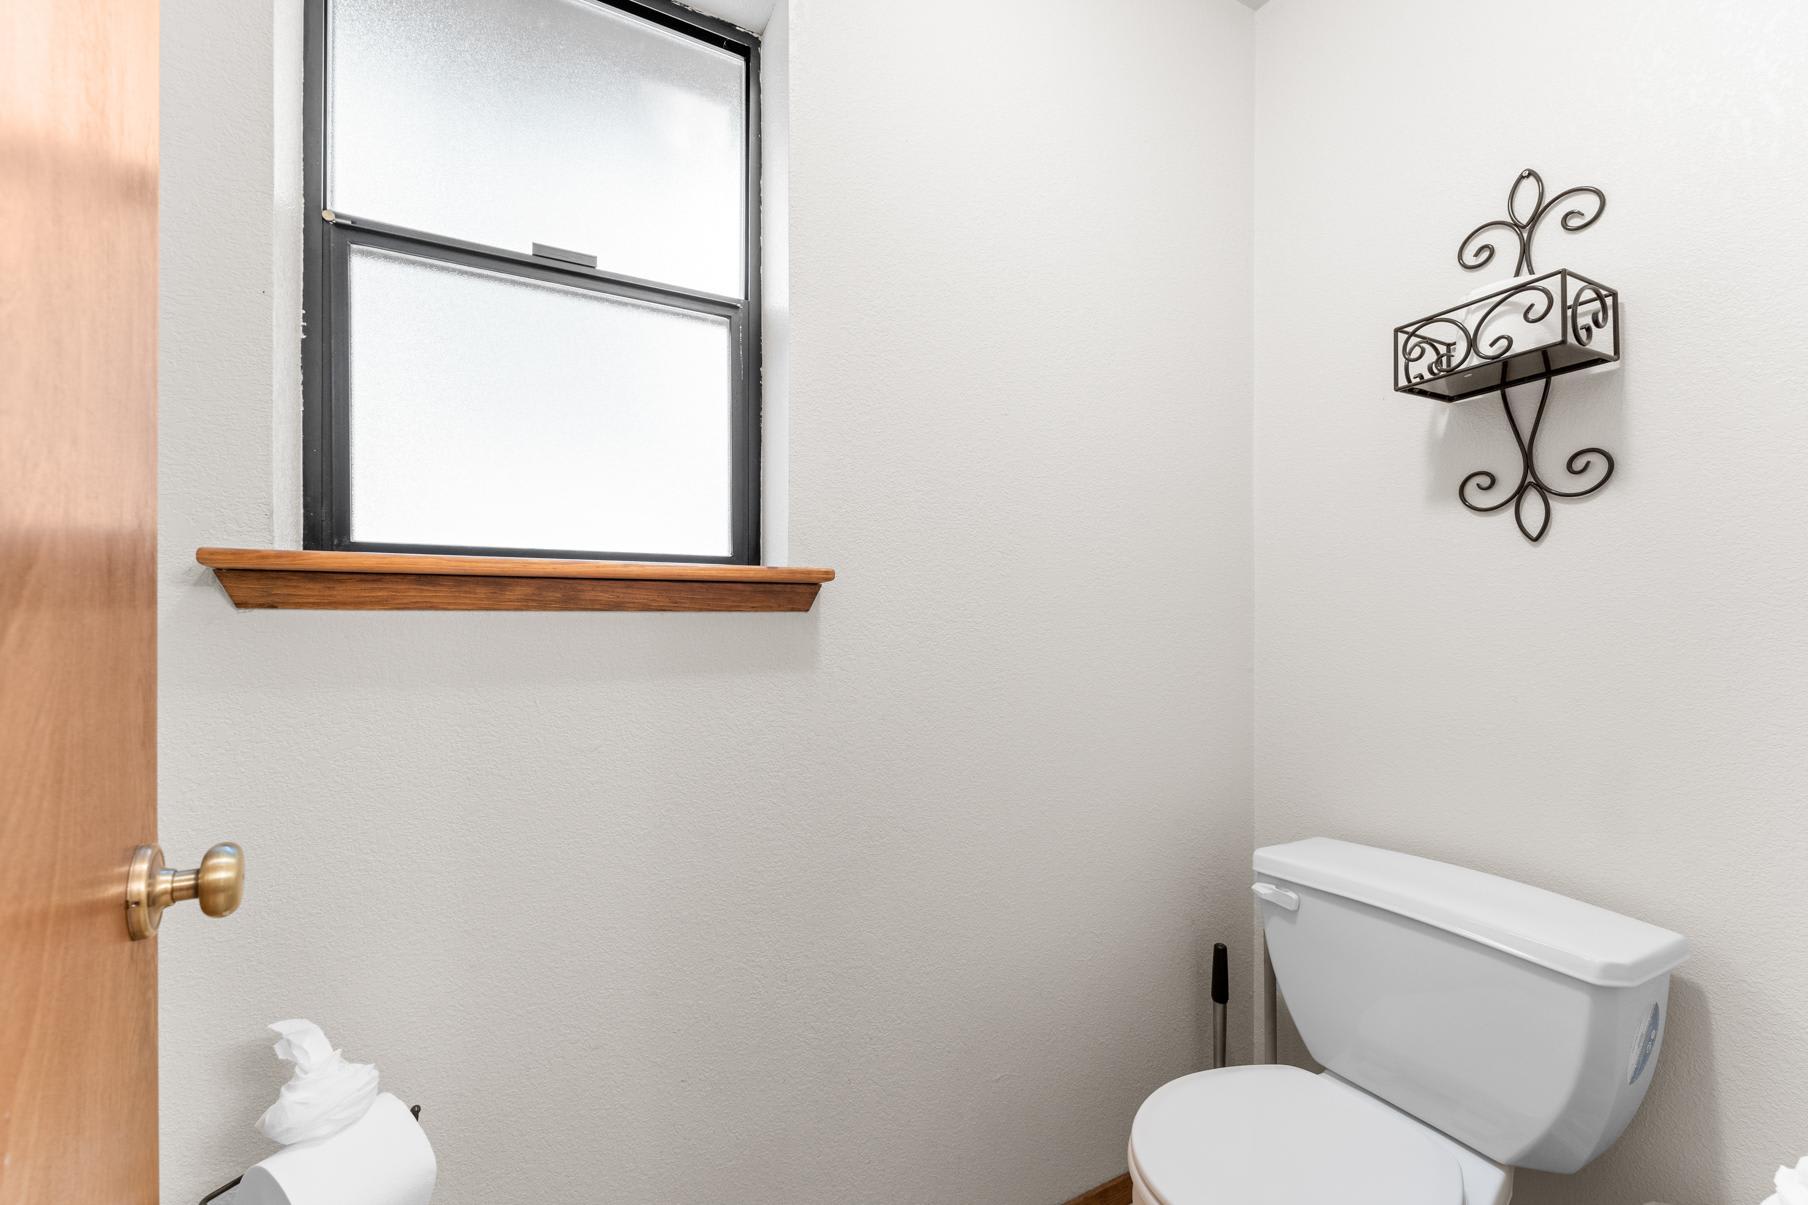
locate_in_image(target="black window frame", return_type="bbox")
[301,0,762,565]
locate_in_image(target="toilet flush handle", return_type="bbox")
[1251,882,1301,912]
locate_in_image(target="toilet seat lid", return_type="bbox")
[1129,1066,1464,1205]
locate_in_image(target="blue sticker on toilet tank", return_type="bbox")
[1628,1003,1660,1085]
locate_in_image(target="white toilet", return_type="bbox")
[1128,838,1688,1204]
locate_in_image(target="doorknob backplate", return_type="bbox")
[125,843,244,940]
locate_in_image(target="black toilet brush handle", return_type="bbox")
[1211,942,1229,1069]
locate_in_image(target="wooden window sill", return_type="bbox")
[196,548,835,612]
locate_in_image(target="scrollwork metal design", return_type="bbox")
[1570,284,1612,347]
[1469,282,1556,362]
[1458,168,1606,277]
[1449,169,1615,543]
[1401,317,1471,384]
[1459,353,1615,542]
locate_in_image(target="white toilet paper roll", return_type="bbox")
[232,1093,436,1205]
[1463,273,1564,364]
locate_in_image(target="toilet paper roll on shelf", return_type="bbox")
[1462,273,1565,366]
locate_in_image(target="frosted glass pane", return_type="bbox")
[330,0,746,297]
[347,245,733,556]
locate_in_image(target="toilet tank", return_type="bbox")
[1254,839,1687,1174]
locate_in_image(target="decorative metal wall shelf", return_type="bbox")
[1395,269,1618,402]
[1393,169,1619,543]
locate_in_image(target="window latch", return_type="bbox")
[531,242,598,269]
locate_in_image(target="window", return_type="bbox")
[303,0,761,564]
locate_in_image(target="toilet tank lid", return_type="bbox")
[1254,838,1688,988]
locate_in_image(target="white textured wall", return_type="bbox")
[1253,2,1808,1203]
[157,1,1254,1201]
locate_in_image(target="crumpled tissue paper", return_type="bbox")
[1763,1157,1808,1205]
[256,1019,381,1145]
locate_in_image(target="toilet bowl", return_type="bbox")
[1127,1066,1511,1205]
[1126,838,1687,1204]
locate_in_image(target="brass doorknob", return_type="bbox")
[125,843,244,940]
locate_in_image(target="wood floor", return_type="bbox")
[1061,1173,1131,1205]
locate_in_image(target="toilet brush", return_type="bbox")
[1211,942,1229,1069]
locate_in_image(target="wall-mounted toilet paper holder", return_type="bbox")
[196,1104,423,1204]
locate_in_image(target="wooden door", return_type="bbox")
[0,0,161,1201]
